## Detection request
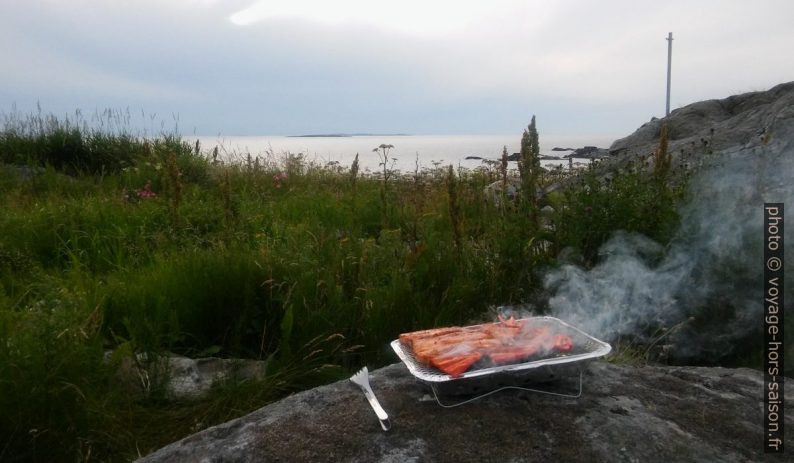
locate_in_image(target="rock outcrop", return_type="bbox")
[566,146,609,159]
[608,81,794,168]
[138,362,792,462]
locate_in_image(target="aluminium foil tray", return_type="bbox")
[391,316,611,384]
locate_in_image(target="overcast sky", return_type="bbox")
[1,0,792,137]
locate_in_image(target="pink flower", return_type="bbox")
[273,171,288,188]
[136,181,156,199]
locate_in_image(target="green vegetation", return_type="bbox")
[518,115,541,227]
[0,112,685,461]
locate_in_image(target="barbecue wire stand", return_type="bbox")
[426,367,583,408]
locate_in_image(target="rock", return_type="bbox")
[483,178,520,205]
[538,205,556,232]
[483,178,567,206]
[567,146,610,159]
[576,146,599,155]
[503,152,571,162]
[137,362,792,462]
[543,181,566,196]
[0,163,54,181]
[166,356,268,399]
[108,352,267,400]
[608,81,794,168]
[2,164,44,179]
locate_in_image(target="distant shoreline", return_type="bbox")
[188,134,616,173]
[287,133,410,138]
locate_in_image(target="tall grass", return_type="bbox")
[0,112,688,461]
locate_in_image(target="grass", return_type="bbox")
[0,112,696,461]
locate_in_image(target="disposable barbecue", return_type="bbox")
[397,316,575,377]
[392,316,611,385]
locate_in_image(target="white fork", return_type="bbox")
[349,366,391,431]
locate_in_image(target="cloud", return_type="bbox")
[2,35,196,103]
[1,0,793,135]
[228,0,501,36]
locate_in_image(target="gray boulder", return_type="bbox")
[137,362,792,462]
[483,178,521,205]
[0,164,45,180]
[608,81,794,168]
[108,352,267,400]
[165,356,268,399]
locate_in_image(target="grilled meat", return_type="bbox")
[399,319,573,377]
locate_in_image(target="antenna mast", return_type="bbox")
[666,32,673,117]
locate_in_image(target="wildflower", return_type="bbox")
[273,171,288,188]
[136,180,156,199]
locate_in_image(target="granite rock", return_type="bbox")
[138,362,792,463]
[608,81,794,169]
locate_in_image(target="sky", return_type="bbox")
[1,0,793,137]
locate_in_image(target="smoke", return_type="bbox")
[544,136,794,362]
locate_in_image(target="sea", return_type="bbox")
[186,134,617,173]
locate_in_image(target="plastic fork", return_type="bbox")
[349,366,391,431]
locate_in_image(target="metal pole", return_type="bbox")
[666,32,673,117]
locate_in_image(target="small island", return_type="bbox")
[287,133,410,138]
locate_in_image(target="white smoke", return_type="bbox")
[544,136,794,361]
